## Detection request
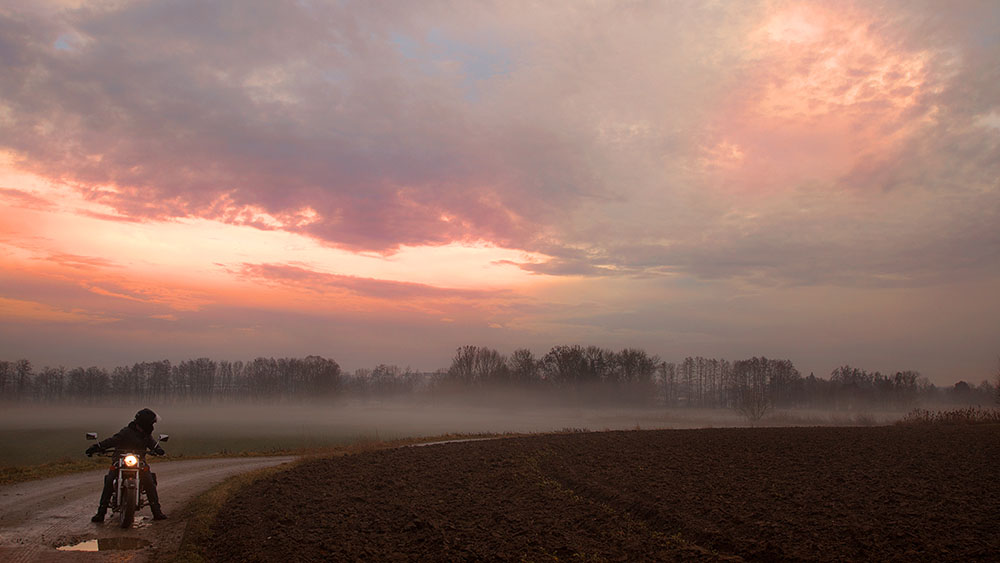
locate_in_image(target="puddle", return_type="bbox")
[57,537,151,552]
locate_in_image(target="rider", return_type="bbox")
[85,408,168,522]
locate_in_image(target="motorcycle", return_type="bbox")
[85,432,169,528]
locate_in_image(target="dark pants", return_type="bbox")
[97,467,161,510]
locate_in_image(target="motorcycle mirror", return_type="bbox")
[86,432,98,440]
[158,434,170,442]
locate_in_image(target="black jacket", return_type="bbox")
[96,422,157,454]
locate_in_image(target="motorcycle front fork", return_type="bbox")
[112,471,144,511]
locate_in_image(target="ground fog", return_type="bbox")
[0,399,903,466]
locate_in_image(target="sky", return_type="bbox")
[1,0,998,384]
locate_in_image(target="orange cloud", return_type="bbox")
[0,297,118,324]
[227,262,529,320]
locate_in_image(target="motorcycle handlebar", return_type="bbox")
[90,448,163,457]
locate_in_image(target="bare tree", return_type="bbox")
[447,345,478,385]
[541,345,588,386]
[0,361,12,398]
[733,357,772,424]
[507,348,539,385]
[14,359,33,399]
[34,366,65,402]
[476,348,509,385]
[658,362,677,406]
[582,346,613,384]
[995,357,1000,405]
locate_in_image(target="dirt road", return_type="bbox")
[0,456,296,562]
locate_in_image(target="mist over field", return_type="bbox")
[2,344,997,469]
[0,398,915,468]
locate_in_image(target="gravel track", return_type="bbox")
[0,456,296,562]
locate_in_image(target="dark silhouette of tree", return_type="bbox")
[507,348,540,385]
[951,381,973,404]
[448,345,479,386]
[216,361,240,401]
[66,366,109,403]
[659,362,678,406]
[614,348,660,385]
[301,355,342,396]
[766,359,802,408]
[347,367,373,395]
[144,361,172,402]
[474,348,509,386]
[732,357,772,423]
[679,357,695,406]
[182,358,217,402]
[541,345,588,386]
[116,363,142,401]
[582,346,612,384]
[14,359,33,399]
[0,361,13,398]
[0,348,974,408]
[34,366,65,401]
[995,358,1000,405]
[370,364,403,395]
[891,371,920,409]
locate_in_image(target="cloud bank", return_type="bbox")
[0,1,998,380]
[2,0,995,287]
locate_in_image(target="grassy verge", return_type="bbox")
[0,457,112,486]
[167,461,296,563]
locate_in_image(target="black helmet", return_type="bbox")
[135,408,159,432]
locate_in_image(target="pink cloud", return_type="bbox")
[40,252,119,270]
[234,262,510,303]
[0,187,56,210]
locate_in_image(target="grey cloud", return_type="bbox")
[1,0,998,289]
[0,0,748,247]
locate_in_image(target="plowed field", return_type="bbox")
[210,425,1000,561]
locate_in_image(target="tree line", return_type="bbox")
[1,346,996,409]
[0,356,341,403]
[438,346,994,411]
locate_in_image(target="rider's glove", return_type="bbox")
[154,446,165,456]
[85,444,101,457]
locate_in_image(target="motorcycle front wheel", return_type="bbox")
[119,481,137,528]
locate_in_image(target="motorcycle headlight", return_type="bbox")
[124,454,138,467]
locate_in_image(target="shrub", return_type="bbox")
[897,407,1000,425]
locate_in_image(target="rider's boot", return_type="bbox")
[92,472,114,523]
[151,504,168,520]
[142,471,167,520]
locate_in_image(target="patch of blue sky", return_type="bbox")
[53,34,76,51]
[426,28,513,100]
[390,28,515,101]
[390,31,421,60]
